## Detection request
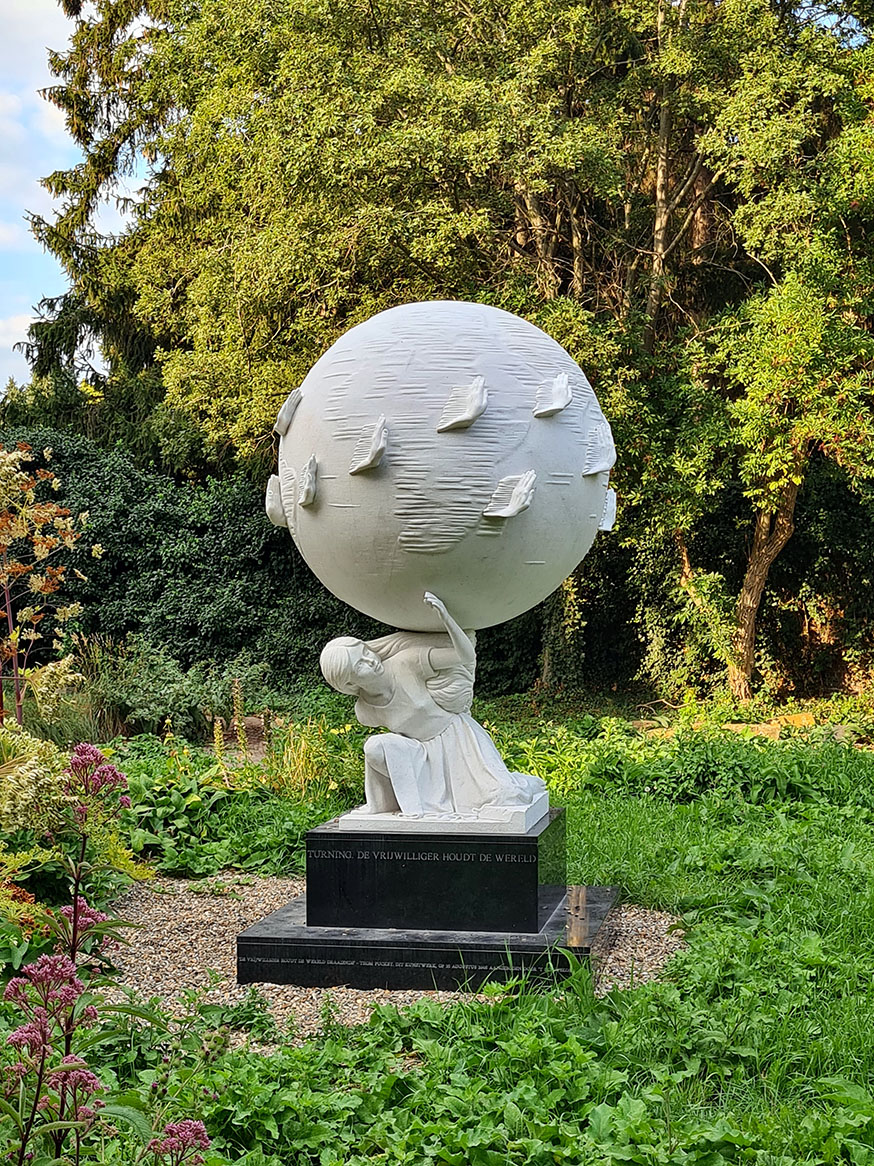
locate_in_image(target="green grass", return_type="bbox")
[122,757,874,1161]
[567,793,874,1099]
[150,788,874,1164]
[7,699,874,1163]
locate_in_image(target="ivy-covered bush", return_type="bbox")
[0,428,378,682]
[0,428,546,694]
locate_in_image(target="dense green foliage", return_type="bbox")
[114,731,360,875]
[6,705,874,1162]
[4,423,874,702]
[0,427,545,696]
[6,0,873,697]
[0,427,377,681]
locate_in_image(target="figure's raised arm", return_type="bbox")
[424,592,476,670]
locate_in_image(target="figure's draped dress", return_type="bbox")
[354,633,543,816]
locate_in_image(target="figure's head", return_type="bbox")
[319,637,385,695]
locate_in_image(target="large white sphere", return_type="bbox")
[270,301,615,632]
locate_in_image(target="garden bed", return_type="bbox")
[107,873,686,1042]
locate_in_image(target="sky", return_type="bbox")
[0,0,89,387]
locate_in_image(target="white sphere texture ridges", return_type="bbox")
[271,300,615,632]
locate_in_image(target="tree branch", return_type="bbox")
[661,171,725,264]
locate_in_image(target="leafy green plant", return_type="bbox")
[489,712,874,810]
[74,635,211,741]
[0,725,145,916]
[251,717,364,802]
[115,733,353,876]
[124,766,232,875]
[5,701,874,1165]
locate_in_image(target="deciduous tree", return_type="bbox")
[19,0,874,696]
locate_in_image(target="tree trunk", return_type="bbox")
[690,163,715,259]
[522,188,560,300]
[643,95,672,352]
[728,479,801,700]
[564,182,586,297]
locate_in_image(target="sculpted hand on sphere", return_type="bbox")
[320,593,546,822]
[483,470,537,519]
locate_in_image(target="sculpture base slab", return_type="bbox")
[306,807,566,933]
[337,791,550,834]
[237,885,619,991]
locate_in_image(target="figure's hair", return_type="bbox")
[319,636,364,695]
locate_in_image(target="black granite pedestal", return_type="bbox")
[236,806,618,990]
[306,807,566,933]
[237,885,619,990]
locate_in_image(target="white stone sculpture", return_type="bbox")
[267,300,616,832]
[319,592,548,832]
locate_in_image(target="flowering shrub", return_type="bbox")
[0,739,217,1165]
[0,442,99,726]
[0,743,135,1162]
[32,744,137,965]
[148,1119,211,1166]
[1,936,219,1166]
[2,951,104,1162]
[64,741,131,820]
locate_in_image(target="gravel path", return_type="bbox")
[108,873,685,1041]
[589,903,686,995]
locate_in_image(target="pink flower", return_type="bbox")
[62,744,130,826]
[5,954,85,1035]
[4,978,27,1004]
[2,1062,28,1098]
[50,983,84,1007]
[76,1104,97,1128]
[8,1015,51,1054]
[60,898,109,930]
[51,1055,102,1097]
[91,763,126,792]
[68,743,102,770]
[65,745,128,794]
[147,1119,210,1163]
[23,954,82,992]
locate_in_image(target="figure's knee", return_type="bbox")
[364,733,422,765]
[364,734,404,762]
[363,736,385,766]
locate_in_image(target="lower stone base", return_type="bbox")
[237,885,619,991]
[337,791,550,834]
